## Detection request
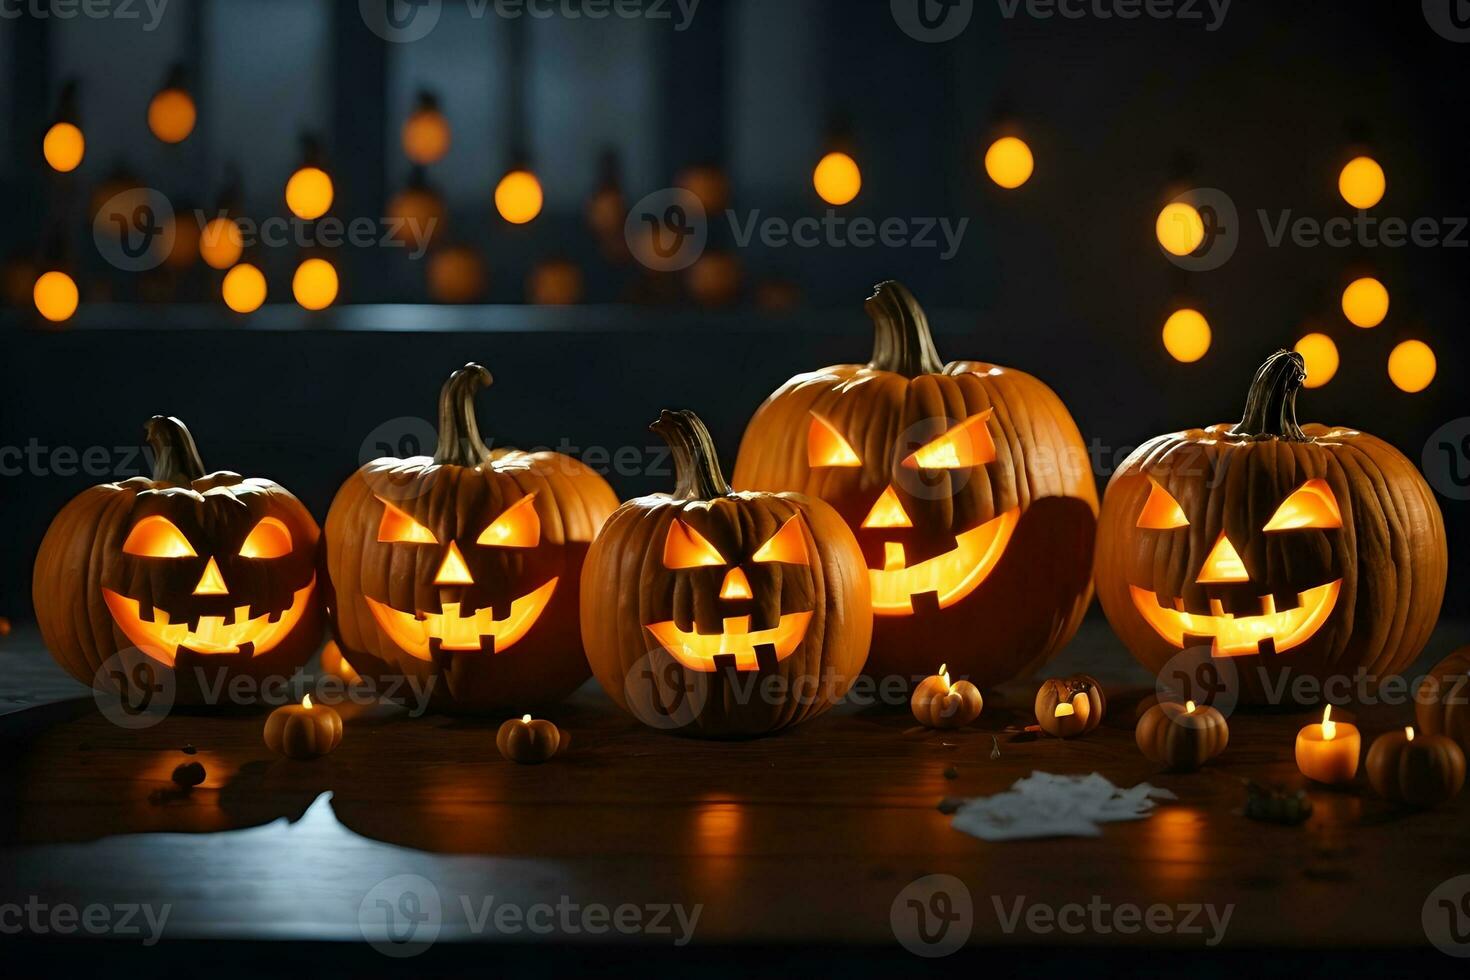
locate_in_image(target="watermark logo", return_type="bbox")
[360,0,442,42]
[1424,417,1470,502]
[995,0,1230,31]
[892,0,974,42]
[891,874,973,957]
[359,874,443,957]
[1155,644,1240,719]
[1161,187,1239,272]
[93,188,175,273]
[1423,0,1470,42]
[623,653,711,730]
[626,188,708,272]
[0,0,170,30]
[993,895,1232,945]
[0,897,171,944]
[93,648,175,730]
[1424,875,1470,957]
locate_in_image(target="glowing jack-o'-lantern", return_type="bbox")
[324,364,618,712]
[1096,350,1447,705]
[582,410,871,737]
[33,417,323,703]
[734,281,1098,689]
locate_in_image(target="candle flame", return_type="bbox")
[939,664,950,689]
[303,694,313,709]
[1054,702,1076,718]
[522,714,532,724]
[1406,726,1415,741]
[1321,705,1335,741]
[1185,700,1197,714]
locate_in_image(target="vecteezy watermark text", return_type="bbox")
[992,895,1233,946]
[0,0,169,29]
[0,897,171,945]
[359,0,699,44]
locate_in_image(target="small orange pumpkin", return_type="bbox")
[1415,647,1470,757]
[910,664,983,729]
[1366,727,1465,808]
[1135,700,1229,771]
[496,714,563,764]
[1035,674,1106,738]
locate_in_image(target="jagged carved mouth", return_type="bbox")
[869,508,1020,615]
[102,576,316,665]
[645,611,813,673]
[1128,580,1341,658]
[365,578,558,661]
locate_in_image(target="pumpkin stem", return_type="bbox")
[865,280,945,377]
[433,363,496,466]
[651,409,733,500]
[1229,350,1308,441]
[145,416,208,484]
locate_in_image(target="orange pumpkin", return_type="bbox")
[734,281,1097,689]
[1095,351,1447,706]
[323,364,618,712]
[1415,647,1470,757]
[1135,700,1229,771]
[33,417,323,704]
[1034,674,1106,737]
[1366,727,1465,808]
[581,410,871,737]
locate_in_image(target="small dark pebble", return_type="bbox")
[172,762,206,788]
[181,744,197,755]
[937,797,963,814]
[943,766,959,779]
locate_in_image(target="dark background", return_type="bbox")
[1,0,1466,618]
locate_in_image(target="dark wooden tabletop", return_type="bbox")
[2,617,1468,954]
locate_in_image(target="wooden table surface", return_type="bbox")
[3,617,1469,957]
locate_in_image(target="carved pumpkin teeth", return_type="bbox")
[1129,581,1341,659]
[102,578,315,664]
[364,578,558,661]
[644,611,813,673]
[868,507,1020,616]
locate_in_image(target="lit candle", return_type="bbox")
[497,714,564,765]
[263,694,343,760]
[1294,705,1360,784]
[1366,726,1466,808]
[911,663,984,730]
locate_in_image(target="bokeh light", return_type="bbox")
[285,166,334,220]
[33,271,79,323]
[222,263,267,314]
[402,105,451,165]
[147,88,197,144]
[495,169,544,225]
[1293,332,1340,388]
[199,217,245,270]
[1338,156,1385,210]
[1156,202,1205,257]
[1340,276,1389,328]
[984,136,1034,189]
[1387,340,1436,393]
[292,257,338,310]
[1161,309,1211,363]
[813,152,861,206]
[427,245,487,304]
[43,122,85,173]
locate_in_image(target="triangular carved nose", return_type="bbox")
[434,541,475,586]
[193,557,229,596]
[1197,533,1249,584]
[720,567,753,600]
[862,486,913,529]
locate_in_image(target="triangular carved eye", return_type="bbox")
[1263,479,1343,531]
[1136,481,1189,529]
[664,519,725,568]
[477,494,540,548]
[807,414,861,467]
[902,410,997,469]
[123,516,197,558]
[240,517,293,558]
[753,515,809,565]
[377,499,438,544]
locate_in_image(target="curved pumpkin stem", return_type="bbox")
[651,409,733,500]
[1229,350,1308,441]
[433,363,496,466]
[865,280,944,377]
[145,416,208,484]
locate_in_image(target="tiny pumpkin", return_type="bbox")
[1414,647,1470,757]
[1366,727,1465,808]
[1035,674,1106,738]
[1135,700,1229,771]
[263,695,343,760]
[910,664,983,729]
[496,714,564,764]
[581,410,872,738]
[33,416,323,704]
[324,364,619,713]
[1095,350,1447,706]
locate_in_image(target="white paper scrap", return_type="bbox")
[951,771,1177,842]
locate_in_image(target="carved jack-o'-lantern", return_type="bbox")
[734,281,1098,689]
[582,410,872,737]
[1095,351,1447,705]
[33,417,323,703]
[324,364,618,712]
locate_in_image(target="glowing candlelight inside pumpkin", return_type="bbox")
[1295,705,1360,784]
[911,663,982,729]
[1054,702,1076,718]
[264,693,342,760]
[497,714,563,765]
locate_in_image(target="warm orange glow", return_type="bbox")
[1137,481,1189,529]
[813,152,861,206]
[1197,533,1248,584]
[148,88,196,144]
[433,541,475,586]
[862,486,912,529]
[193,557,230,596]
[1405,725,1416,741]
[240,517,294,559]
[402,107,451,165]
[1293,333,1339,388]
[285,166,334,220]
[476,494,541,548]
[377,499,438,544]
[104,577,315,664]
[1341,277,1388,328]
[903,410,997,469]
[1054,702,1076,718]
[43,122,85,172]
[752,515,809,565]
[33,271,79,322]
[1263,479,1343,531]
[645,611,812,672]
[1185,700,1197,714]
[522,714,533,724]
[1156,202,1205,256]
[938,664,951,689]
[720,567,753,600]
[365,578,557,658]
[869,508,1020,615]
[984,136,1034,189]
[292,258,339,310]
[123,515,197,558]
[427,245,487,303]
[200,217,245,269]
[304,694,315,709]
[1129,580,1340,658]
[1321,705,1336,741]
[1339,156,1385,209]
[807,414,861,467]
[1388,340,1436,393]
[664,519,726,569]
[495,169,544,224]
[221,263,267,314]
[1162,309,1212,363]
